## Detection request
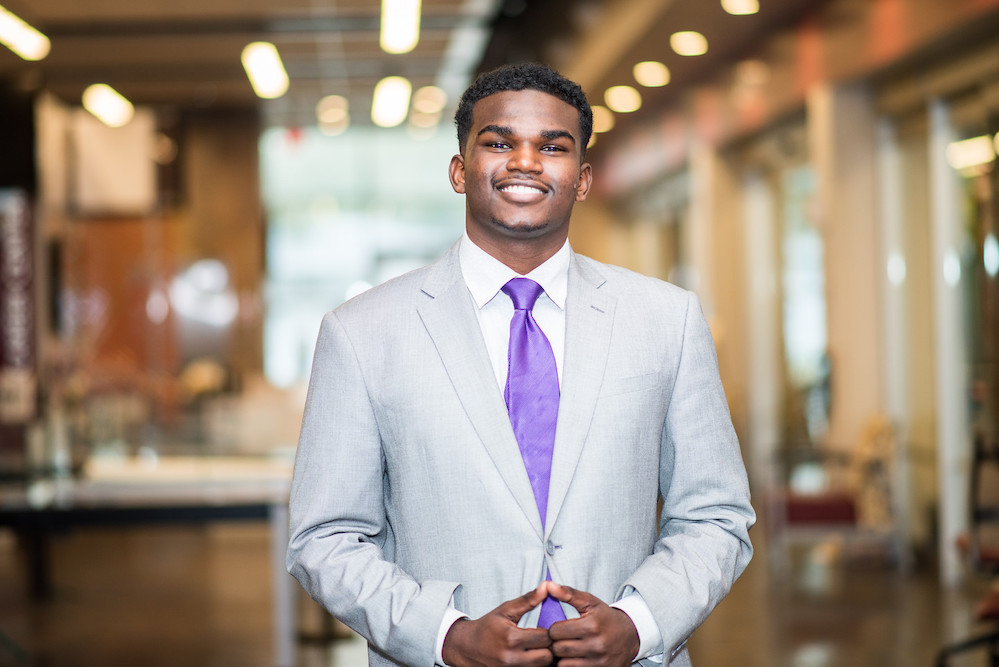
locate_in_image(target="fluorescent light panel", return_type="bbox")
[82,84,134,128]
[0,4,50,60]
[372,76,412,127]
[241,42,289,99]
[381,0,421,54]
[945,135,995,171]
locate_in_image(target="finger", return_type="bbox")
[510,627,553,651]
[546,582,600,613]
[498,583,550,622]
[547,616,586,642]
[520,647,556,667]
[550,637,589,659]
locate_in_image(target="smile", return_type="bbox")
[495,181,549,204]
[498,184,546,194]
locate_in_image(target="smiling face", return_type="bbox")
[449,89,592,271]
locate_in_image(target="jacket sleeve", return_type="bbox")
[622,292,756,660]
[286,311,458,667]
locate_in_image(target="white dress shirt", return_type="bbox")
[433,233,663,665]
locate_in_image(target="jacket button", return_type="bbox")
[546,540,556,556]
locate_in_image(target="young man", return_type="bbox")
[287,63,755,667]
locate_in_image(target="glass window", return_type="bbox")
[260,126,466,387]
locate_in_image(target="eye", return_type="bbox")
[484,140,510,149]
[541,145,566,153]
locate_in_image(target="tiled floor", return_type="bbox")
[0,521,995,666]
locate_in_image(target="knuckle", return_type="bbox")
[497,649,519,667]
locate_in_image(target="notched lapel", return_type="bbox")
[546,256,615,534]
[417,250,544,539]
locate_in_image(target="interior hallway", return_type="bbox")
[0,520,994,666]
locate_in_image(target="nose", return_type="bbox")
[507,145,542,173]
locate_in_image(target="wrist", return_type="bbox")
[441,618,471,667]
[612,608,641,660]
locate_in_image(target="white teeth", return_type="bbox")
[500,185,542,194]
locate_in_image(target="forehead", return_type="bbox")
[470,89,581,138]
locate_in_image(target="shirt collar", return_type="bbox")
[459,232,570,310]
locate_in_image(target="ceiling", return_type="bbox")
[0,0,823,131]
[0,0,502,127]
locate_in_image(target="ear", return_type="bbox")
[448,154,466,194]
[574,162,593,202]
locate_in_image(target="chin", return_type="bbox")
[490,217,551,237]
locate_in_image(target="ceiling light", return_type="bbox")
[381,0,421,54]
[721,0,759,15]
[604,86,642,113]
[984,233,999,278]
[412,85,447,114]
[633,61,670,87]
[82,84,134,128]
[670,31,708,56]
[734,59,771,86]
[945,135,995,171]
[409,110,440,129]
[591,105,615,133]
[0,4,50,61]
[241,42,289,99]
[372,76,412,128]
[319,114,350,136]
[316,95,349,124]
[943,249,961,287]
[886,251,906,286]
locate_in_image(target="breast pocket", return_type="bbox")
[599,371,661,398]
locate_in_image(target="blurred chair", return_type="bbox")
[936,433,999,666]
[767,415,909,570]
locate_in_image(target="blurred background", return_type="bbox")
[1,0,999,665]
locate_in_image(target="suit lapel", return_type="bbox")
[417,245,544,539]
[545,253,615,535]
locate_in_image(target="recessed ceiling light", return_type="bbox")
[604,86,642,113]
[316,95,349,124]
[721,0,759,15]
[591,105,615,133]
[412,85,447,114]
[633,61,670,87]
[670,31,708,57]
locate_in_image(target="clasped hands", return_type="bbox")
[442,582,640,667]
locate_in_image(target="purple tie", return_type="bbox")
[502,278,565,628]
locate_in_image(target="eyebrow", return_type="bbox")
[476,125,576,145]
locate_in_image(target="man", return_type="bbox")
[287,63,755,667]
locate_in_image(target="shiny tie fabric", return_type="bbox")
[501,277,565,628]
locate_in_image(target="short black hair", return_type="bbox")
[454,63,593,159]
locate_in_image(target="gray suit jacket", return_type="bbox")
[287,242,755,667]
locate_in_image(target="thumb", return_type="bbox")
[498,583,549,622]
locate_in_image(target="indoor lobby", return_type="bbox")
[2,0,999,665]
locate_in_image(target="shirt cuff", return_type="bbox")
[610,592,663,662]
[435,607,470,666]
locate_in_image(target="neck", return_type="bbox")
[466,229,566,275]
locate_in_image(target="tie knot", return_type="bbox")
[502,278,544,311]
